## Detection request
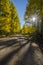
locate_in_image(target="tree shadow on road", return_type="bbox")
[16,42,43,65]
[0,39,18,50]
[0,38,28,50]
[0,39,17,46]
[0,40,29,65]
[31,38,43,54]
[36,40,43,54]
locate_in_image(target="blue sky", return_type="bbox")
[11,0,28,28]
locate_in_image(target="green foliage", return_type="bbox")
[0,0,21,37]
[10,2,20,34]
[0,0,11,15]
[21,24,35,35]
[24,0,43,35]
[0,0,11,35]
[24,0,43,18]
[21,24,29,34]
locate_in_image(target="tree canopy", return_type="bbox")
[0,0,21,36]
[10,2,20,34]
[24,0,43,34]
[21,24,35,34]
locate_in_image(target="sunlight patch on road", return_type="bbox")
[32,43,39,47]
[7,42,30,65]
[0,44,20,60]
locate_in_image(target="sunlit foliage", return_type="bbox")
[0,0,21,36]
[0,0,11,35]
[24,0,43,36]
[10,2,20,34]
[21,24,35,34]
